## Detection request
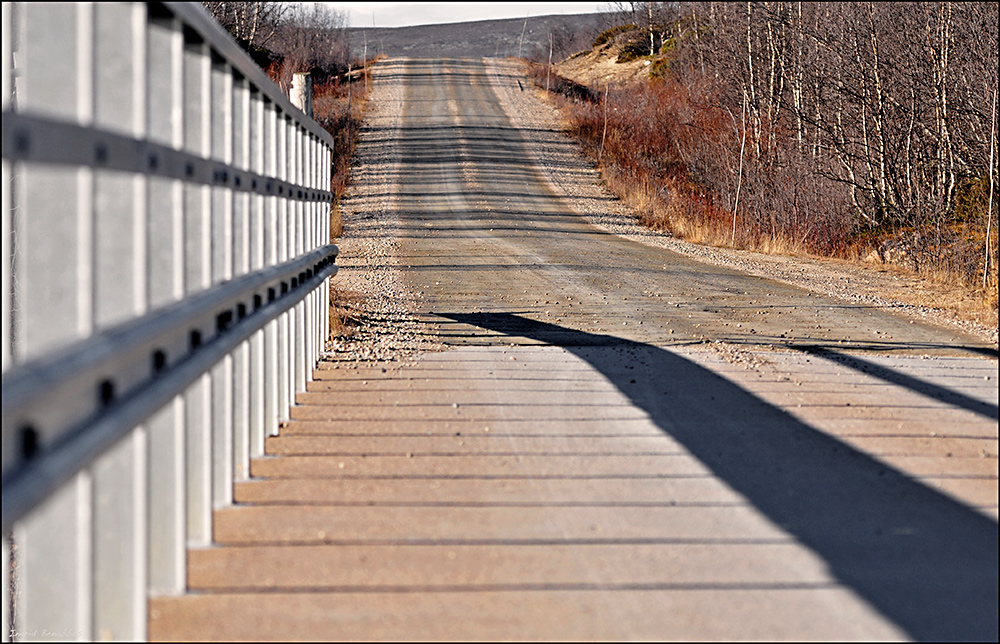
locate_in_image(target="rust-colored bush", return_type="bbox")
[532,2,999,306]
[295,70,371,241]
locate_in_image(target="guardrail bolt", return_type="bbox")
[153,350,168,373]
[20,426,40,461]
[99,380,115,406]
[217,310,233,332]
[15,130,30,153]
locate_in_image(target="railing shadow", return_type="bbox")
[797,345,998,419]
[441,311,998,642]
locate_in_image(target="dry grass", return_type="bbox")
[329,203,344,240]
[328,286,366,339]
[888,265,999,330]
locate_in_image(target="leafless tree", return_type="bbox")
[206,2,350,91]
[202,1,289,51]
[549,19,600,61]
[271,3,350,81]
[576,1,998,283]
[644,2,997,273]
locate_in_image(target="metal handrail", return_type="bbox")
[161,1,334,146]
[2,245,337,533]
[1,111,334,202]
[1,2,340,640]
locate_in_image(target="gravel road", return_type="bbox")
[332,58,996,364]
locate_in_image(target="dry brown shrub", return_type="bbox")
[311,72,370,241]
[532,60,998,317]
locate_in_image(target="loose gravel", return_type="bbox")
[326,57,996,368]
[324,66,446,367]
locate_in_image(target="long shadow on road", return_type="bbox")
[798,345,998,420]
[442,311,998,642]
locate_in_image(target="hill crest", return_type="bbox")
[348,13,603,62]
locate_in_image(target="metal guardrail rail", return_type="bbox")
[2,2,338,640]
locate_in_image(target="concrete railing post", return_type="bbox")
[291,72,313,118]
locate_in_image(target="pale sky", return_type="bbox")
[328,3,606,28]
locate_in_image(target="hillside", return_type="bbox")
[347,13,602,61]
[554,42,654,87]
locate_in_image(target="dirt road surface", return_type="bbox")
[149,58,998,642]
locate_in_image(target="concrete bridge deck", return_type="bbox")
[148,341,996,641]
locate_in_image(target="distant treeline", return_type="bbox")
[202,2,352,91]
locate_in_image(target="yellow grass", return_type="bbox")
[328,287,365,339]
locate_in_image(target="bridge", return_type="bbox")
[3,3,999,642]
